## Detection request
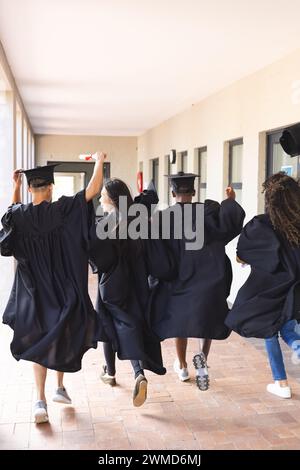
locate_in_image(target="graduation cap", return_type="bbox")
[145,179,157,194]
[165,171,199,194]
[280,123,300,157]
[134,179,159,210]
[22,164,60,188]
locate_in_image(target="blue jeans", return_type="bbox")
[265,320,300,381]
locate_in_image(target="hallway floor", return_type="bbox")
[1,275,300,450]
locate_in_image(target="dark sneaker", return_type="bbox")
[193,352,210,391]
[133,374,148,407]
[100,365,116,386]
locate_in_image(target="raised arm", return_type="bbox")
[12,169,23,204]
[226,186,236,200]
[85,152,107,202]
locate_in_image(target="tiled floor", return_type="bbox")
[0,275,300,450]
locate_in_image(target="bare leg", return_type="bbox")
[175,338,188,369]
[33,363,47,402]
[57,371,64,388]
[199,338,212,360]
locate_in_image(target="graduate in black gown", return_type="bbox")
[89,179,176,407]
[151,172,245,390]
[225,172,300,399]
[0,152,107,424]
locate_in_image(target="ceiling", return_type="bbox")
[1,0,300,136]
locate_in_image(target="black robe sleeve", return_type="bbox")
[237,215,281,273]
[205,198,245,245]
[89,237,118,273]
[143,238,177,281]
[0,204,21,257]
[56,189,94,248]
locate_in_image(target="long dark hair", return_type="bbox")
[105,178,134,211]
[104,178,142,258]
[263,171,300,247]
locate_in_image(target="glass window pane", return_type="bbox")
[168,158,175,205]
[23,120,28,168]
[272,142,298,177]
[234,188,242,205]
[199,150,207,183]
[152,158,159,196]
[27,129,31,168]
[197,148,207,202]
[199,187,206,201]
[181,152,188,172]
[0,90,11,212]
[16,104,22,168]
[22,121,28,202]
[230,143,243,184]
[31,135,35,167]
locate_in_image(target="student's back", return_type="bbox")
[152,197,245,341]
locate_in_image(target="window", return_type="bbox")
[31,134,35,168]
[179,151,188,172]
[23,119,28,169]
[22,120,28,202]
[229,138,243,204]
[103,161,110,181]
[151,158,159,195]
[267,129,299,178]
[27,129,32,169]
[196,147,207,202]
[16,102,22,169]
[164,155,172,205]
[0,89,11,213]
[0,70,15,295]
[167,156,172,205]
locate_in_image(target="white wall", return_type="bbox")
[137,48,300,301]
[35,134,138,195]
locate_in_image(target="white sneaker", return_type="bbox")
[100,365,116,386]
[267,381,291,399]
[52,387,72,404]
[173,359,190,381]
[34,400,49,424]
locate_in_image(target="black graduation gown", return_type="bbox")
[225,214,300,338]
[89,218,176,376]
[0,190,106,372]
[151,198,245,340]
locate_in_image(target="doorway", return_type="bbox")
[48,161,111,209]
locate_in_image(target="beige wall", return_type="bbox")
[36,134,138,196]
[138,47,300,301]
[138,47,300,217]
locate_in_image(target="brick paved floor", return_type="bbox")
[0,274,300,450]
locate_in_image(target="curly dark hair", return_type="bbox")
[263,171,300,247]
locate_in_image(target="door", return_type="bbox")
[48,161,111,209]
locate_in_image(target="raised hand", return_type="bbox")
[13,169,23,188]
[92,152,107,163]
[226,186,236,200]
